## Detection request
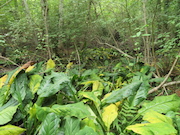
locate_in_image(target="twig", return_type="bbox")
[0,55,19,67]
[148,52,180,94]
[162,81,180,87]
[97,40,134,59]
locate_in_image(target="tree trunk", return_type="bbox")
[41,0,51,59]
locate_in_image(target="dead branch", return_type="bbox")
[97,40,135,59]
[0,55,20,67]
[148,52,180,94]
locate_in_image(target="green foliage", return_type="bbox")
[0,59,179,135]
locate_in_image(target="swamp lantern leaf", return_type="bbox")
[0,124,26,135]
[46,59,55,70]
[0,75,7,88]
[138,94,180,115]
[29,74,43,94]
[126,122,177,135]
[0,105,18,125]
[38,113,60,135]
[143,110,173,124]
[102,104,118,131]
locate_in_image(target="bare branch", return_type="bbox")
[97,40,135,59]
[148,52,180,94]
[0,55,19,67]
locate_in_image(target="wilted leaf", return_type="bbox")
[102,104,118,131]
[25,65,35,73]
[0,124,26,135]
[0,75,7,88]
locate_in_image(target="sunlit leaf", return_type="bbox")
[138,94,180,115]
[46,59,55,70]
[143,110,173,124]
[25,65,35,73]
[0,75,7,88]
[29,74,43,94]
[0,105,18,125]
[102,104,118,131]
[127,123,177,135]
[0,124,26,135]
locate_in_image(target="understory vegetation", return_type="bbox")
[0,59,180,135]
[0,0,180,134]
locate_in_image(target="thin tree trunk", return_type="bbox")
[41,0,51,59]
[22,0,38,46]
[142,0,150,63]
[58,0,64,49]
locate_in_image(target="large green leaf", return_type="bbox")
[75,126,98,135]
[0,85,10,106]
[64,116,80,135]
[138,94,180,115]
[0,124,26,135]
[102,81,142,104]
[52,102,91,119]
[0,98,18,112]
[128,80,150,106]
[38,113,60,135]
[0,105,18,125]
[10,73,28,102]
[37,72,70,97]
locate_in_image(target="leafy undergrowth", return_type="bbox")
[0,59,180,135]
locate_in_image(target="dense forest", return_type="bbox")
[0,0,180,135]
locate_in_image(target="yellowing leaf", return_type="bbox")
[0,75,8,88]
[102,104,118,131]
[66,62,73,69]
[29,74,43,94]
[25,65,35,73]
[46,59,55,70]
[143,110,173,124]
[0,124,26,135]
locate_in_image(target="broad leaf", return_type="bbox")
[138,94,180,115]
[102,81,142,104]
[0,105,18,125]
[64,116,80,135]
[0,85,10,106]
[78,91,101,108]
[52,102,90,119]
[10,73,28,102]
[143,110,173,124]
[127,123,177,135]
[0,124,26,135]
[38,113,60,135]
[37,72,70,97]
[46,59,55,71]
[102,104,118,131]
[128,80,150,106]
[75,126,98,135]
[0,98,18,112]
[29,74,43,94]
